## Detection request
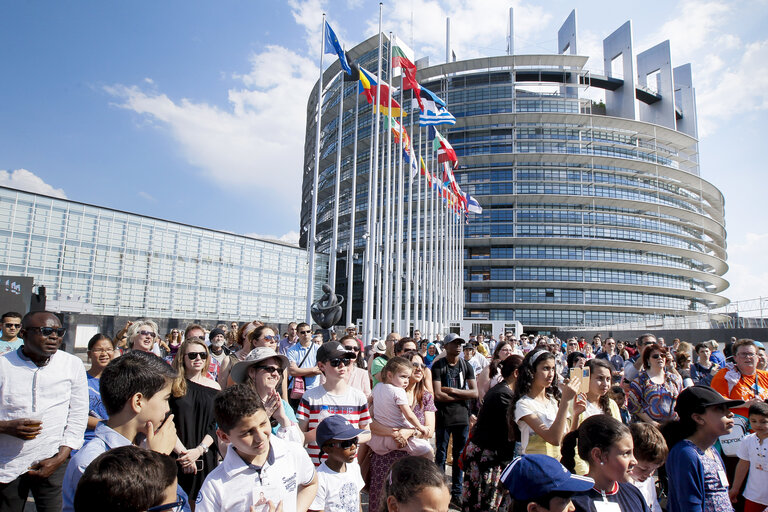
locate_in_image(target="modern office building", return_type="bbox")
[0,185,317,336]
[300,9,729,332]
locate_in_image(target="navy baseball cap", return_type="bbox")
[501,455,594,501]
[316,415,367,448]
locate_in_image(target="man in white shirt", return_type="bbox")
[0,311,88,511]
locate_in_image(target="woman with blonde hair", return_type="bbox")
[169,339,221,503]
[125,319,161,355]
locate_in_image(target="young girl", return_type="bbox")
[510,349,579,458]
[380,456,451,512]
[569,358,622,475]
[562,415,650,511]
[369,357,432,456]
[662,385,743,512]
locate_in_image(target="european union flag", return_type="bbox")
[323,21,352,75]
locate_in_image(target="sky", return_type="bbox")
[0,0,766,305]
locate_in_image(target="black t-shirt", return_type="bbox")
[432,357,475,427]
[471,382,515,460]
[570,482,650,512]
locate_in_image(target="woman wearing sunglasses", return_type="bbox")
[245,325,288,399]
[340,334,372,400]
[125,319,161,355]
[627,342,683,427]
[229,346,303,443]
[169,339,221,503]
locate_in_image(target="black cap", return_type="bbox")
[674,385,745,416]
[317,341,354,362]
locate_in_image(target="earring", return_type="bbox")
[600,461,605,465]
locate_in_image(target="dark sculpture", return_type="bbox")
[311,284,344,329]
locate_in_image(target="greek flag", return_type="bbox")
[415,85,456,126]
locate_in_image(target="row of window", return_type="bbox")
[466,288,706,310]
[464,308,649,325]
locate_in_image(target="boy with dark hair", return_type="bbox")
[197,385,317,512]
[73,445,180,512]
[730,402,768,511]
[62,351,181,512]
[501,454,594,512]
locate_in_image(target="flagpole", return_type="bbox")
[307,14,326,324]
[363,5,384,345]
[381,34,394,336]
[329,72,344,291]
[346,88,359,326]
[395,60,405,334]
[421,127,428,335]
[404,89,414,335]
[413,124,421,333]
[429,153,436,337]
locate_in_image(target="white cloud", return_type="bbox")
[104,45,318,215]
[246,230,300,245]
[138,191,156,201]
[0,169,67,198]
[722,232,768,303]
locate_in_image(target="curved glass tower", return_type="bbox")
[300,12,728,332]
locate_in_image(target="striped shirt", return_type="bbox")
[297,385,371,465]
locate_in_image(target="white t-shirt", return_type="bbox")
[371,383,411,429]
[736,432,768,505]
[196,436,315,512]
[631,476,662,512]
[310,460,365,512]
[514,395,562,457]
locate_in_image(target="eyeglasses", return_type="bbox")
[299,330,312,335]
[342,345,359,352]
[28,327,66,337]
[327,437,359,448]
[3,323,20,328]
[148,494,187,512]
[328,357,353,368]
[186,352,207,360]
[738,352,757,359]
[138,330,157,338]
[254,365,282,374]
[261,335,280,342]
[90,349,113,355]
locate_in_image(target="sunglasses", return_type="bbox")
[148,494,187,512]
[327,437,359,449]
[650,353,664,360]
[328,357,353,368]
[299,330,312,334]
[186,352,207,360]
[139,330,157,338]
[412,362,426,370]
[262,335,280,342]
[342,345,360,352]
[28,327,66,337]
[254,365,282,374]
[3,323,20,328]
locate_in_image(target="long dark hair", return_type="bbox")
[561,415,630,472]
[489,341,513,377]
[510,350,561,429]
[586,358,613,414]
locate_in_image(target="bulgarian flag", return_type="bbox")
[391,35,416,72]
[430,127,458,168]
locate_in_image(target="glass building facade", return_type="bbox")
[0,186,313,323]
[301,16,729,331]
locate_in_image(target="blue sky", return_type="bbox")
[1,0,766,305]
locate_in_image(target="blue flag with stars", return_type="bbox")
[324,21,352,75]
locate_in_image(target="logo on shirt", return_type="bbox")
[283,474,297,492]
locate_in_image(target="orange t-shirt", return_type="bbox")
[711,368,768,419]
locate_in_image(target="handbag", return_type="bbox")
[289,346,313,400]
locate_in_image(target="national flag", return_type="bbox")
[359,67,404,117]
[384,116,410,151]
[417,86,456,126]
[465,192,483,214]
[430,127,458,167]
[391,35,416,72]
[444,161,461,197]
[402,66,423,110]
[419,157,432,187]
[405,147,419,177]
[323,21,352,75]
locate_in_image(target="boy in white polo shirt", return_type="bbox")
[196,385,317,512]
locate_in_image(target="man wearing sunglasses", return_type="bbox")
[0,311,88,511]
[297,341,371,466]
[0,311,23,356]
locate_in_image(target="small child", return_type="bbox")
[380,456,450,512]
[608,385,631,425]
[629,423,669,512]
[368,357,432,457]
[309,415,366,512]
[730,402,768,512]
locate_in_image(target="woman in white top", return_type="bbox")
[510,349,579,459]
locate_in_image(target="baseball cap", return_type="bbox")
[317,341,354,362]
[674,385,745,417]
[316,415,367,448]
[442,333,466,346]
[229,347,289,384]
[500,454,594,502]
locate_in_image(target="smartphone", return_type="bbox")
[195,459,204,471]
[570,367,591,394]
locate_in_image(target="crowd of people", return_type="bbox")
[2,309,768,512]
